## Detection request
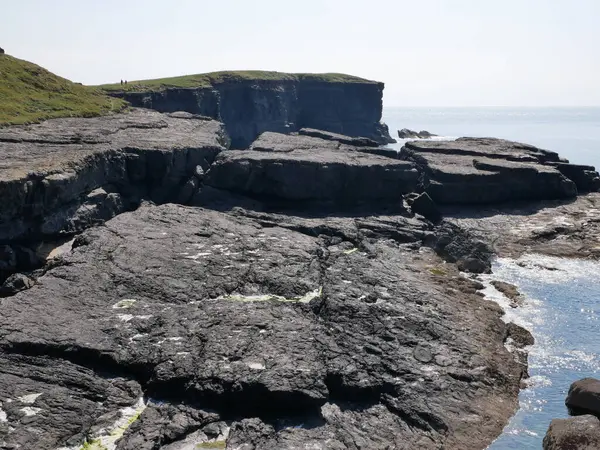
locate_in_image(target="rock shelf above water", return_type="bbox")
[1,107,600,449]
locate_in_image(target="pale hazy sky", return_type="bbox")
[2,0,599,106]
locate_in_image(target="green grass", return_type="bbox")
[0,54,126,126]
[98,70,376,93]
[196,441,226,449]
[81,440,107,450]
[428,267,448,276]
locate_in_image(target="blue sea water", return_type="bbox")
[382,107,600,169]
[380,107,600,449]
[483,257,600,450]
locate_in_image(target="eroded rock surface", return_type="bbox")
[0,204,525,449]
[203,132,418,210]
[5,115,600,449]
[0,109,227,243]
[445,193,600,259]
[109,78,396,148]
[401,137,600,204]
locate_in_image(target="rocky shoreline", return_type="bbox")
[1,107,599,449]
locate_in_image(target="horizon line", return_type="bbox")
[384,105,600,109]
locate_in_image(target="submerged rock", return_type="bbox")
[543,415,600,450]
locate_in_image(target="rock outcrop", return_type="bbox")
[0,203,526,450]
[108,78,395,148]
[0,109,227,281]
[202,132,418,211]
[398,128,437,139]
[566,378,600,417]
[401,137,600,204]
[4,106,600,449]
[543,415,600,450]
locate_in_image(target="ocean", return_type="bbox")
[382,107,600,169]
[381,107,600,449]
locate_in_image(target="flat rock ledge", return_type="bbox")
[402,137,600,204]
[0,204,525,450]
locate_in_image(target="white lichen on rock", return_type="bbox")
[112,299,137,309]
[220,287,322,304]
[17,393,42,404]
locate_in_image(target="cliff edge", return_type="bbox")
[99,71,395,148]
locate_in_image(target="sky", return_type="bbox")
[2,0,599,107]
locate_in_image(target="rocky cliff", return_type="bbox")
[105,75,395,148]
[2,106,600,449]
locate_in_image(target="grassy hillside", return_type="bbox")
[99,70,376,93]
[0,55,126,125]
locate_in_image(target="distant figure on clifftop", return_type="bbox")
[120,79,123,85]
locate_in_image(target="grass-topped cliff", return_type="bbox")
[99,70,377,93]
[0,54,126,125]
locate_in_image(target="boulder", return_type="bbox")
[0,47,4,55]
[401,138,583,204]
[566,378,600,416]
[543,415,600,450]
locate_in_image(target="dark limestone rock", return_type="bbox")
[426,222,493,273]
[492,280,523,307]
[398,128,437,139]
[408,192,442,223]
[298,128,380,147]
[110,79,395,148]
[0,244,41,285]
[250,130,399,160]
[0,108,227,243]
[0,204,525,449]
[566,378,600,417]
[552,162,600,193]
[0,273,35,297]
[401,137,584,204]
[0,354,142,449]
[205,133,418,210]
[116,403,222,450]
[543,415,600,450]
[505,322,535,348]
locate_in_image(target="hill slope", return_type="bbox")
[99,70,377,93]
[0,55,125,125]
